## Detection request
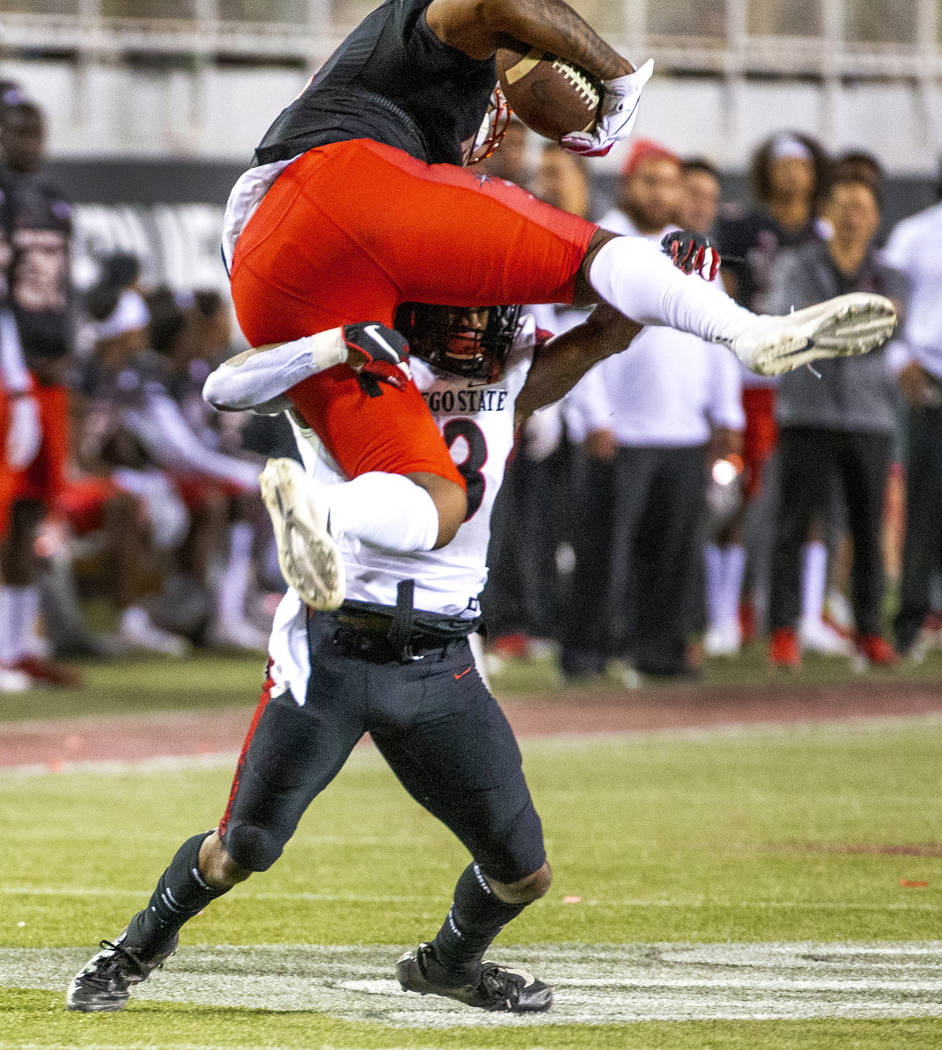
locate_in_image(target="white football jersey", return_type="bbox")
[289,314,537,618]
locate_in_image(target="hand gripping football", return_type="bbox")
[495,46,602,143]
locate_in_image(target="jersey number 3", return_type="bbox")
[443,419,487,521]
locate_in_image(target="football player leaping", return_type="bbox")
[67,295,644,1015]
[221,0,897,618]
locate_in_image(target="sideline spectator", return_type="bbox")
[714,131,831,647]
[0,92,81,689]
[679,156,721,237]
[765,172,905,668]
[76,283,193,655]
[77,280,266,651]
[575,139,744,680]
[673,154,751,658]
[139,287,268,650]
[882,162,942,659]
[832,150,885,204]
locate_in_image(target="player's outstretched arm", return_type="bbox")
[203,330,350,413]
[202,324,409,413]
[514,302,640,424]
[426,0,633,77]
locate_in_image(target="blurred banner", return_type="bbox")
[49,157,241,292]
[72,202,228,293]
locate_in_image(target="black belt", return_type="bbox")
[328,581,479,663]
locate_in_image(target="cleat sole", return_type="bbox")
[260,458,345,611]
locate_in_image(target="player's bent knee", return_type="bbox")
[198,830,253,888]
[222,823,285,874]
[518,860,553,902]
[489,860,553,905]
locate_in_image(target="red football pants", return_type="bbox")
[741,386,778,499]
[0,383,69,535]
[230,138,597,482]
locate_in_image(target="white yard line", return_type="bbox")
[5,942,942,1024]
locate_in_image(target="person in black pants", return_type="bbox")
[881,169,942,658]
[765,171,907,667]
[893,397,942,656]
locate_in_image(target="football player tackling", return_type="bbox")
[67,300,641,1014]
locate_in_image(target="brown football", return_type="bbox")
[495,46,603,143]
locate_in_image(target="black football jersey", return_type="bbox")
[0,166,73,361]
[254,0,496,168]
[715,207,818,313]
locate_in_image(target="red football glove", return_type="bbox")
[343,322,412,395]
[660,230,721,282]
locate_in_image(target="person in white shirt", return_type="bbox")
[573,138,744,678]
[881,186,942,656]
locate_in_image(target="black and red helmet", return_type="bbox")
[394,302,522,382]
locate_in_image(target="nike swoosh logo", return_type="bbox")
[454,667,472,680]
[610,97,641,136]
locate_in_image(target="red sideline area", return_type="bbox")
[2,682,942,770]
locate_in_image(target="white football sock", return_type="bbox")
[216,521,255,626]
[722,544,747,627]
[326,472,440,552]
[588,236,755,343]
[800,540,828,625]
[0,584,39,663]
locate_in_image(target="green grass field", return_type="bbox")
[3,658,942,1050]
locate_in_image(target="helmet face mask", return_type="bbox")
[395,302,521,382]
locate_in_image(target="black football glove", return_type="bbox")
[342,322,412,396]
[660,230,721,281]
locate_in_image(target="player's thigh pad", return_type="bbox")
[288,365,465,483]
[370,646,545,883]
[229,138,596,347]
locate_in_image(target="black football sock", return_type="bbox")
[124,831,228,955]
[428,862,527,982]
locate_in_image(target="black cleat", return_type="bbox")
[66,930,178,1012]
[396,942,552,1012]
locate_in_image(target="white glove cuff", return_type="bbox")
[603,58,654,111]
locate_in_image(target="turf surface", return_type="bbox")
[2,716,942,1047]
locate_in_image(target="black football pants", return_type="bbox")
[219,611,545,883]
[769,426,892,636]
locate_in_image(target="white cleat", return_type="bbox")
[118,606,192,658]
[723,292,897,376]
[207,617,270,653]
[704,620,742,658]
[0,666,32,693]
[799,617,852,657]
[260,458,345,611]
